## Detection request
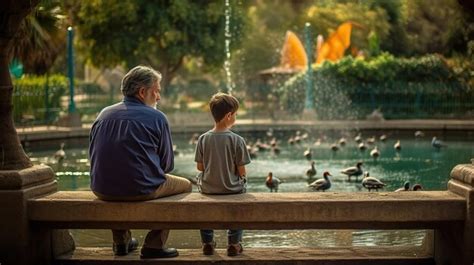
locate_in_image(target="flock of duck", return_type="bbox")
[51,130,447,194]
[250,129,446,193]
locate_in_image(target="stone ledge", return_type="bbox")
[54,247,434,265]
[29,191,465,229]
[450,163,474,186]
[0,165,56,190]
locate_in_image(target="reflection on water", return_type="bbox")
[71,229,428,249]
[27,130,473,248]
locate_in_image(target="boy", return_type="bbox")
[194,92,251,256]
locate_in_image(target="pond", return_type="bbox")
[26,129,474,249]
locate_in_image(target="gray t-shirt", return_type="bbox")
[194,130,251,194]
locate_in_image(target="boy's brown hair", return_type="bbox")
[209,92,239,122]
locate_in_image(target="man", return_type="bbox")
[89,65,192,259]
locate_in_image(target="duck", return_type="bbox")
[354,133,362,144]
[288,137,295,145]
[172,144,180,156]
[341,162,363,182]
[308,171,332,192]
[270,137,277,147]
[330,143,339,152]
[54,143,66,162]
[189,133,199,145]
[301,132,309,141]
[294,131,302,143]
[414,130,425,138]
[313,138,322,146]
[358,142,367,151]
[412,184,423,191]
[395,181,410,192]
[265,172,283,192]
[306,161,317,180]
[303,147,312,160]
[247,145,258,159]
[266,128,274,138]
[366,136,376,145]
[255,139,271,152]
[432,137,446,150]
[379,134,387,142]
[370,146,380,161]
[338,137,346,146]
[362,172,386,192]
[394,140,401,151]
[271,146,281,155]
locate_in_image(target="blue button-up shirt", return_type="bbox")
[89,96,174,196]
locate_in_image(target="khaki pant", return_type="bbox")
[94,174,192,249]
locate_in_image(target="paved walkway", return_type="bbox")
[16,119,474,142]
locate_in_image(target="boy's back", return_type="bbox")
[195,130,250,194]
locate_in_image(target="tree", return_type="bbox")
[366,0,409,56]
[76,0,246,88]
[0,0,41,170]
[404,0,467,56]
[232,0,299,81]
[11,1,67,74]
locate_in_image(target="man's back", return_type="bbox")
[89,97,174,197]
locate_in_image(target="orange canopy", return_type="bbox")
[316,22,352,64]
[280,31,307,70]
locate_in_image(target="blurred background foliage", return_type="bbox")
[9,0,474,123]
[279,53,473,119]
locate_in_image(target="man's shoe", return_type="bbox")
[227,243,243,257]
[140,247,179,259]
[202,241,216,255]
[113,238,139,256]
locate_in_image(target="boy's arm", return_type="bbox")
[237,165,246,178]
[197,162,204,171]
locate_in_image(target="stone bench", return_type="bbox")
[29,191,464,230]
[28,187,470,265]
[1,162,473,265]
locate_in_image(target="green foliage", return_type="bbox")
[11,0,67,74]
[13,74,67,124]
[279,54,473,119]
[278,72,307,115]
[404,0,467,56]
[231,1,295,86]
[366,0,408,55]
[317,53,453,83]
[367,31,381,57]
[77,0,247,86]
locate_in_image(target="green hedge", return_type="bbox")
[13,75,67,124]
[279,53,473,119]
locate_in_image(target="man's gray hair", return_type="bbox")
[121,65,162,97]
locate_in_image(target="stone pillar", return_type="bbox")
[435,159,474,265]
[0,165,74,265]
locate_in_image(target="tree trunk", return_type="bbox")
[0,1,40,170]
[157,58,183,92]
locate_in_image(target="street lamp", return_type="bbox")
[67,26,76,114]
[304,22,315,113]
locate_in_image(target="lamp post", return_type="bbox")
[60,26,81,127]
[304,23,315,114]
[67,26,76,114]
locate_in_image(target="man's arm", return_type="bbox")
[157,119,174,173]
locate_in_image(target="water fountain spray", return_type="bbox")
[224,0,233,95]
